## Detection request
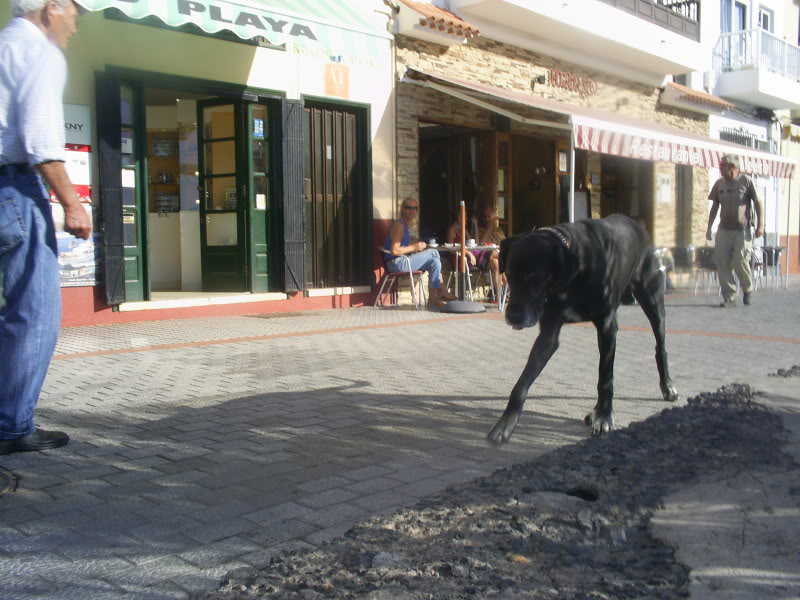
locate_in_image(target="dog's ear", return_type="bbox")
[499,235,524,274]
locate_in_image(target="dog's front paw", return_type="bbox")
[661,382,679,402]
[487,410,521,446]
[589,410,614,436]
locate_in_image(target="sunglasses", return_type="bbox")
[402,205,419,211]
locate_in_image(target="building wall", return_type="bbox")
[1,5,395,324]
[780,125,800,274]
[395,35,710,245]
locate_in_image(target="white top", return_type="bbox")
[0,17,67,166]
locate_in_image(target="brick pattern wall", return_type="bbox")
[396,35,711,244]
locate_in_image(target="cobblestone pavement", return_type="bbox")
[1,285,799,599]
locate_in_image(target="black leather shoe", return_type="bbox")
[0,429,70,456]
[743,292,751,306]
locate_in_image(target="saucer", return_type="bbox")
[429,243,439,248]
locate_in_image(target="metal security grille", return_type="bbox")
[303,105,365,289]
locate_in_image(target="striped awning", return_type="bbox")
[75,0,391,54]
[405,68,797,179]
[573,116,795,178]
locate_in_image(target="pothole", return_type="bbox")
[0,467,18,496]
[565,487,599,502]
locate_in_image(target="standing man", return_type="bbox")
[706,154,762,307]
[0,0,91,455]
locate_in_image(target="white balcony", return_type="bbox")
[450,0,707,84]
[713,29,800,110]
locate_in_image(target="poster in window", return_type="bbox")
[51,104,99,287]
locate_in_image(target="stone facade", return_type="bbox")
[395,35,713,248]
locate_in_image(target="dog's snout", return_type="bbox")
[505,303,538,330]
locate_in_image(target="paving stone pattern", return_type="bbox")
[0,289,798,599]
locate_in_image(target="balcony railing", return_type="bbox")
[598,0,700,40]
[719,127,776,153]
[714,29,800,82]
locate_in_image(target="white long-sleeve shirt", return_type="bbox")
[0,17,67,167]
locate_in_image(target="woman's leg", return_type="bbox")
[488,253,500,301]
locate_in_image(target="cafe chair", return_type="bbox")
[670,245,695,289]
[762,246,784,290]
[374,249,427,309]
[692,246,718,295]
[750,246,766,291]
[498,280,510,313]
[445,259,495,302]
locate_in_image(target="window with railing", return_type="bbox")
[598,0,699,40]
[713,29,800,82]
[719,127,775,153]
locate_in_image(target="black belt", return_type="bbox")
[0,163,33,176]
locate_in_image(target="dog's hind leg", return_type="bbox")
[633,264,679,403]
[587,314,618,436]
[488,318,563,445]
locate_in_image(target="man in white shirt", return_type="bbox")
[0,0,91,456]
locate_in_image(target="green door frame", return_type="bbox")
[245,102,272,293]
[102,68,283,297]
[197,98,248,292]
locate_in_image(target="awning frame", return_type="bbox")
[404,68,797,223]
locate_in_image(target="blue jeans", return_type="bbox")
[0,169,61,440]
[387,249,442,289]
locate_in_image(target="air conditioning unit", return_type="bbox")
[703,71,714,92]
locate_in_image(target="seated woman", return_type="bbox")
[477,206,506,302]
[384,197,455,308]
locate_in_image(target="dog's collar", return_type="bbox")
[536,226,570,249]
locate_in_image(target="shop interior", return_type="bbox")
[418,121,560,240]
[144,88,208,294]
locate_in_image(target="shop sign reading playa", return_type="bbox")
[75,0,389,61]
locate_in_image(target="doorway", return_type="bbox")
[303,103,370,289]
[113,83,278,301]
[418,123,491,242]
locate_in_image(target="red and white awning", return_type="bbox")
[573,116,795,179]
[404,68,797,179]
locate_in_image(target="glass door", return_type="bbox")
[197,100,247,292]
[246,103,271,293]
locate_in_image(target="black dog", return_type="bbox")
[488,214,678,444]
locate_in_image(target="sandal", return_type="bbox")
[439,291,457,301]
[427,297,447,309]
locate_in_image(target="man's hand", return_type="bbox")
[755,226,763,239]
[63,204,92,240]
[413,241,427,252]
[36,161,93,240]
[706,229,713,242]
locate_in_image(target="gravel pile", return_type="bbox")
[769,364,800,377]
[199,383,792,600]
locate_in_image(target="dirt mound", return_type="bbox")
[198,384,790,600]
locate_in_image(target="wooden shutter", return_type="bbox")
[95,71,125,305]
[281,98,305,292]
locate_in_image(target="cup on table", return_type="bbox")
[467,238,476,248]
[428,238,438,248]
